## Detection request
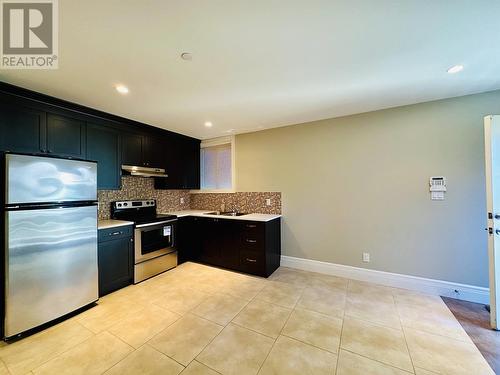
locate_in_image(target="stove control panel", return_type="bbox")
[114,200,156,209]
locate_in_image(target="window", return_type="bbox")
[200,136,235,191]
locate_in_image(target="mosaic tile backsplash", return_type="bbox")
[190,192,281,214]
[98,176,282,219]
[98,177,190,219]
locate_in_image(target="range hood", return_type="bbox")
[121,165,168,178]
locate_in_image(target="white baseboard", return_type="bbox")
[281,255,490,305]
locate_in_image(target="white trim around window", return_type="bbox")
[194,135,236,193]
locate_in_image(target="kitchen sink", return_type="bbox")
[203,211,249,217]
[221,211,248,216]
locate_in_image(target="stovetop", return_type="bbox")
[110,199,177,224]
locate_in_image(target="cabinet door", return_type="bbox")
[154,134,182,189]
[98,236,133,296]
[177,217,197,264]
[143,135,165,168]
[121,133,143,166]
[182,139,201,189]
[0,103,46,153]
[188,217,203,261]
[199,218,222,265]
[47,113,86,158]
[219,220,239,269]
[86,123,121,190]
[154,136,200,190]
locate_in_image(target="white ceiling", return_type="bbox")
[2,0,500,139]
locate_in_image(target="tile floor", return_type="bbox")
[0,262,494,375]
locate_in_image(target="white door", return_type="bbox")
[484,115,500,330]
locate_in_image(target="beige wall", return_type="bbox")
[235,90,500,288]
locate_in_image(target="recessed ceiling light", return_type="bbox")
[115,84,129,94]
[204,121,213,128]
[447,64,464,74]
[181,52,193,61]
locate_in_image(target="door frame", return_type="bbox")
[484,115,500,330]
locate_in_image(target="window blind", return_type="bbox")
[201,143,232,190]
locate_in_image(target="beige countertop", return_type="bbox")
[162,210,281,222]
[98,219,134,230]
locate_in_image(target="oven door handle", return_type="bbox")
[135,219,177,228]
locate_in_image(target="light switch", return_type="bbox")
[266,198,271,206]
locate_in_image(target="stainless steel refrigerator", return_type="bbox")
[3,153,99,338]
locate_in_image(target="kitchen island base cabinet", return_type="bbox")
[98,225,134,297]
[177,217,281,277]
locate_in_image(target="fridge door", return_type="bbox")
[5,205,98,338]
[5,154,97,205]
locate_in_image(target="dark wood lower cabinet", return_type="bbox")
[177,217,281,277]
[98,225,134,296]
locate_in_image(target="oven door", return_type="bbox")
[134,219,177,263]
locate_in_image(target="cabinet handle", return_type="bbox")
[246,258,257,263]
[246,224,257,228]
[246,239,257,243]
[109,231,122,236]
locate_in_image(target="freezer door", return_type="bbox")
[6,154,97,205]
[5,205,98,337]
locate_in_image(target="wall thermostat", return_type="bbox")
[430,176,446,200]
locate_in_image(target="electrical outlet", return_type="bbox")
[362,252,370,262]
[180,197,185,204]
[265,198,271,206]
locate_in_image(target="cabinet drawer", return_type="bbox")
[98,225,133,242]
[240,221,264,235]
[239,250,265,274]
[239,235,265,252]
[239,221,265,251]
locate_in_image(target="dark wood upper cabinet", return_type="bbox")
[0,102,86,159]
[46,113,86,158]
[86,123,121,190]
[0,84,200,189]
[122,133,167,168]
[121,133,143,166]
[156,135,181,188]
[154,136,200,190]
[0,103,46,154]
[142,135,166,168]
[183,138,201,189]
